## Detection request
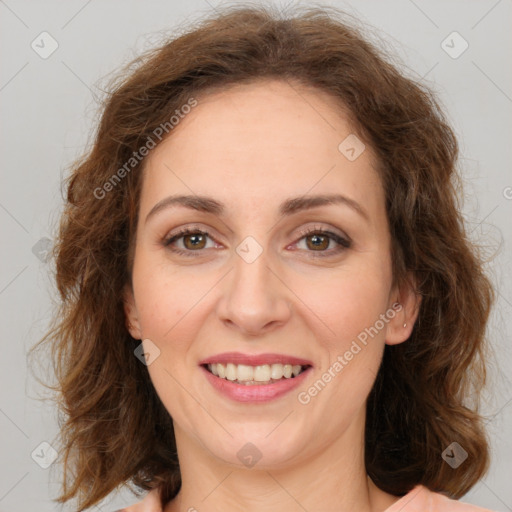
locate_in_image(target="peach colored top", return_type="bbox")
[118,484,496,511]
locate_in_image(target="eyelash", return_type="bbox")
[163,225,351,258]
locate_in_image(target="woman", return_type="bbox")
[35,5,495,511]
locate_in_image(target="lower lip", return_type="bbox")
[200,365,312,403]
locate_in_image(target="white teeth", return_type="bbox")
[207,362,307,383]
[225,363,237,381]
[254,364,271,382]
[237,364,254,381]
[270,364,284,379]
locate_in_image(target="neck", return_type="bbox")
[164,410,399,512]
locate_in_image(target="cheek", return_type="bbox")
[132,252,228,369]
[132,258,210,419]
[132,255,198,343]
[296,261,392,346]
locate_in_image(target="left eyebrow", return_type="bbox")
[144,193,369,225]
[278,194,369,222]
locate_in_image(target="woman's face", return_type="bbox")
[124,79,415,468]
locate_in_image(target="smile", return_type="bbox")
[205,362,309,385]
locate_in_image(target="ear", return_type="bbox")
[123,283,142,340]
[385,272,422,346]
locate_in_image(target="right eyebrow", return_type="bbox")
[145,195,224,225]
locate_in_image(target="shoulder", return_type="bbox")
[116,484,496,512]
[116,488,163,512]
[384,485,497,512]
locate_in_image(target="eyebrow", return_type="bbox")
[145,193,369,225]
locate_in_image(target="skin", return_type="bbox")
[124,78,421,512]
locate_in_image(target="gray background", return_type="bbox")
[1,0,511,511]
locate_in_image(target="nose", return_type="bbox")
[216,247,292,337]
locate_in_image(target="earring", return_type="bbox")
[403,323,407,328]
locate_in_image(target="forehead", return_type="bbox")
[139,79,384,223]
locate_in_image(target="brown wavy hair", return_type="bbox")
[30,4,495,510]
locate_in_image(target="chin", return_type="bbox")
[198,425,310,469]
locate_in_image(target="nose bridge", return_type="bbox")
[217,239,291,334]
[233,244,271,299]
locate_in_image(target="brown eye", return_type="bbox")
[305,233,330,251]
[294,228,351,257]
[182,232,207,250]
[164,228,215,255]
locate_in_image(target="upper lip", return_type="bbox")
[199,352,313,367]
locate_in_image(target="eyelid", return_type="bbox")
[164,222,218,241]
[288,225,351,257]
[293,223,351,245]
[163,224,218,248]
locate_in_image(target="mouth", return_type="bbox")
[202,362,311,386]
[198,352,314,402]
